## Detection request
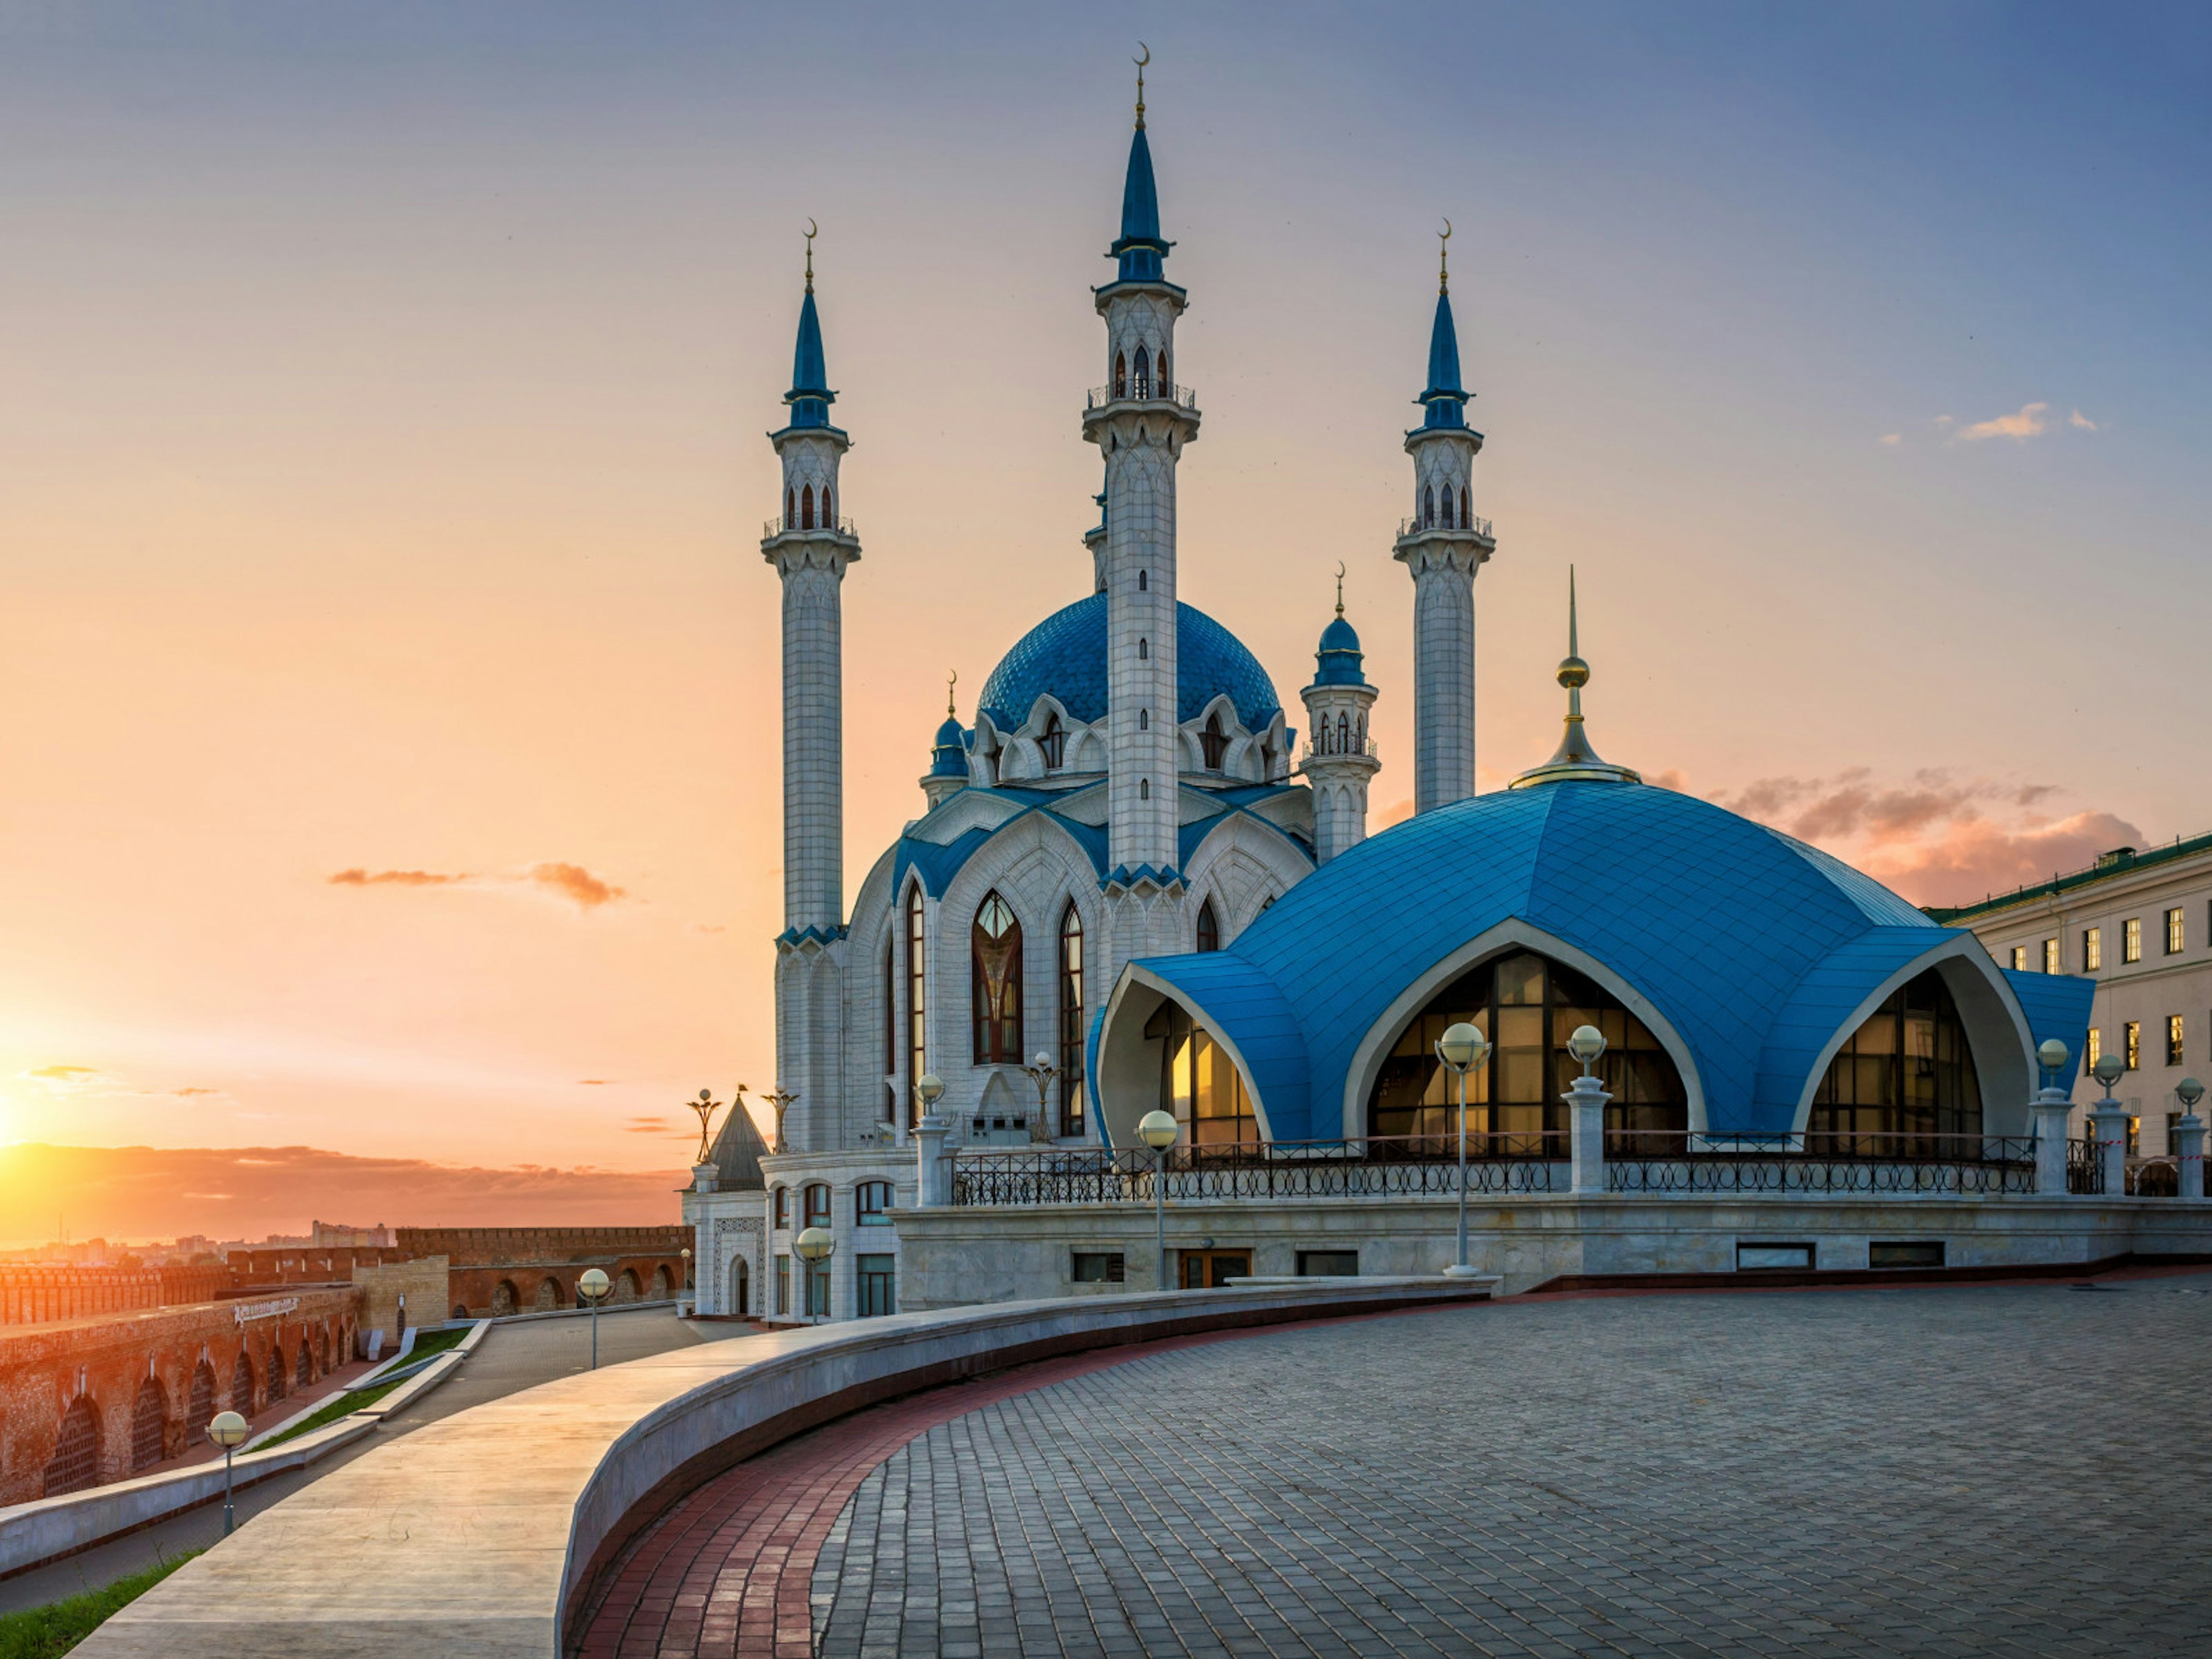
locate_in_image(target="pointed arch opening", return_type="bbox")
[44,1396,100,1497]
[1423,485,1435,527]
[1808,968,1982,1151]
[131,1377,168,1472]
[1200,711,1228,771]
[1059,903,1086,1137]
[1041,711,1065,770]
[1114,351,1127,399]
[800,483,815,530]
[1196,897,1221,953]
[906,885,927,1124]
[1134,345,1151,399]
[971,891,1023,1063]
[820,483,832,524]
[785,486,795,527]
[1459,486,1469,528]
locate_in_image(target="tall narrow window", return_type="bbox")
[2084,928,2101,972]
[786,486,795,527]
[2125,1020,2141,1070]
[801,483,815,530]
[1200,712,1228,770]
[1138,708,1148,730]
[1336,711,1350,753]
[2086,1027,2101,1071]
[1460,486,1469,528]
[971,892,1023,1063]
[1138,637,1148,660]
[1423,486,1435,527]
[1138,569,1147,591]
[2042,938,2059,975]
[1059,904,1085,1137]
[2124,918,2142,963]
[882,944,897,1123]
[821,484,832,524]
[1196,897,1221,953]
[2168,1014,2186,1067]
[1040,713,1065,770]
[1158,348,1169,391]
[1114,351,1127,399]
[2009,946,2026,971]
[2168,907,2186,955]
[906,887,927,1124]
[1139,777,1149,800]
[1134,345,1150,398]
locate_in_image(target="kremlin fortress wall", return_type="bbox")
[0,1225,691,1508]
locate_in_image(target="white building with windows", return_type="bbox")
[1933,835,2212,1180]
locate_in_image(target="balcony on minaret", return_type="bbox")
[1085,378,1197,413]
[1396,510,1494,546]
[763,510,858,545]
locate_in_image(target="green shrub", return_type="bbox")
[0,1550,200,1658]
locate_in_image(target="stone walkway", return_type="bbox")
[583,1277,2212,1658]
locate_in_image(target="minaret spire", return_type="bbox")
[1134,41,1147,129]
[1511,567,1641,788]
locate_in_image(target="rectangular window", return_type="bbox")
[1736,1241,1815,1271]
[2086,1027,2101,1070]
[856,1181,894,1225]
[2124,1021,2141,1070]
[774,1255,790,1317]
[2010,946,2027,971]
[1071,1251,1125,1283]
[2083,928,2101,972]
[772,1186,789,1229]
[2168,908,2186,955]
[1297,1250,1361,1277]
[2041,938,2059,975]
[1869,1240,1945,1269]
[2169,1015,2186,1067]
[2128,1115,2141,1157]
[2124,918,2142,963]
[854,1253,895,1318]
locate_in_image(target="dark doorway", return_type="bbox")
[1179,1249,1251,1289]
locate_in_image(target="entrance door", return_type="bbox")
[1180,1249,1252,1288]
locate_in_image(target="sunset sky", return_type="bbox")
[2,4,2207,1242]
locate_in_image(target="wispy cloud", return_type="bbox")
[623,1115,673,1135]
[578,1078,612,1086]
[1878,433,1902,446]
[29,1065,98,1081]
[1958,401,2050,442]
[2069,408,2098,431]
[328,861,628,910]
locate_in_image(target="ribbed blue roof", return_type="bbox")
[1123,780,2091,1141]
[976,594,1282,733]
[1418,291,1468,431]
[1311,614,1365,687]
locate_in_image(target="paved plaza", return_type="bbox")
[797,1278,2211,1658]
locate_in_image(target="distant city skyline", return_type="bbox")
[3,3,2206,1213]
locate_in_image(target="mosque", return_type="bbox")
[683,73,2207,1321]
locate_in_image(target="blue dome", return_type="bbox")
[927,716,968,778]
[1103,778,2091,1143]
[1312,615,1365,687]
[978,594,1282,733]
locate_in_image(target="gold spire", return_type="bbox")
[1439,218,1452,296]
[946,668,958,717]
[1510,565,1642,789]
[1134,42,1149,130]
[803,218,817,293]
[1334,560,1346,617]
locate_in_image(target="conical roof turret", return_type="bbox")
[1108,50,1171,283]
[784,226,836,429]
[1417,227,1469,430]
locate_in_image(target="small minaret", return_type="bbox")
[1084,50,1198,945]
[1297,567,1381,863]
[764,225,859,941]
[921,672,968,810]
[1395,224,1496,815]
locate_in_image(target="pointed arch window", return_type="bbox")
[1200,711,1228,771]
[1139,778,1150,800]
[1196,897,1221,953]
[1137,637,1148,660]
[801,483,815,530]
[1058,903,1085,1137]
[1134,346,1151,399]
[821,483,832,524]
[786,486,795,527]
[1138,707,1149,731]
[1422,485,1435,528]
[1157,348,1169,392]
[972,892,1023,1063]
[1040,712,1065,770]
[1138,569,1147,591]
[1114,351,1127,399]
[1459,486,1469,528]
[905,887,927,1124]
[1336,711,1350,753]
[882,941,897,1124]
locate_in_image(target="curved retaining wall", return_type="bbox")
[75,1278,1493,1658]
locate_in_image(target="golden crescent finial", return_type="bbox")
[803,219,817,293]
[1334,560,1346,616]
[947,667,958,717]
[1438,218,1452,296]
[1134,43,1149,128]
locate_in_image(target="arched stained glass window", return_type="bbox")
[1195,897,1221,953]
[1200,712,1228,770]
[1809,968,1981,1151]
[1041,713,1065,770]
[906,887,927,1124]
[971,892,1022,1063]
[1366,951,1688,1153]
[1059,904,1085,1137]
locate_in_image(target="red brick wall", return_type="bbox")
[0,1287,362,1506]
[225,1246,406,1285]
[390,1229,690,1319]
[0,1265,233,1327]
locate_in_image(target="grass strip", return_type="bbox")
[253,1374,405,1450]
[0,1549,201,1658]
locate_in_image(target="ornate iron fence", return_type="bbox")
[949,1135,1567,1207]
[1606,1133,2037,1195]
[2068,1138,2105,1195]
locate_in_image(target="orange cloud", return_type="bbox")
[529,862,626,908]
[327,861,627,908]
[29,1065,99,1080]
[329,867,467,887]
[1958,401,2050,442]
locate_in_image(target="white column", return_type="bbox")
[2175,1112,2205,1200]
[2031,1090,2074,1196]
[914,1113,951,1207]
[1565,1075,1609,1195]
[2090,1098,2130,1198]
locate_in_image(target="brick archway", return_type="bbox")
[131,1377,168,1472]
[229,1349,255,1416]
[44,1396,100,1497]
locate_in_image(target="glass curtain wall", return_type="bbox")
[1143,1001,1260,1150]
[1807,968,1981,1151]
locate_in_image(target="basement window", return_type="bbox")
[1869,1240,1945,1269]
[1297,1251,1360,1277]
[1071,1251,1124,1283]
[1736,1241,1815,1271]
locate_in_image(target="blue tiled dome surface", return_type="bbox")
[977,594,1282,733]
[1124,780,2090,1141]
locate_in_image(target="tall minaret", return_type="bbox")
[1395,224,1495,814]
[764,227,858,1150]
[1297,569,1381,864]
[1083,52,1199,959]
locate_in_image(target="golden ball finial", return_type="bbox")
[1557,654,1589,691]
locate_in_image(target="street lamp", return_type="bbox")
[793,1227,835,1324]
[761,1086,798,1154]
[2037,1037,2071,1085]
[689,1088,728,1165]
[679,1246,692,1311]
[577,1267,611,1369]
[206,1410,249,1536]
[1019,1050,1059,1141]
[1138,1109,1180,1291]
[1433,1022,1490,1277]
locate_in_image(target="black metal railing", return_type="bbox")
[949,1134,1568,1207]
[1605,1133,2037,1196]
[762,513,858,540]
[2068,1137,2104,1195]
[1397,513,1494,540]
[1085,381,1199,411]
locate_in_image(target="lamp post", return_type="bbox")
[206,1410,248,1536]
[2175,1076,2206,1200]
[1563,1024,1610,1196]
[577,1267,610,1369]
[2089,1052,2128,1197]
[1019,1050,1059,1142]
[793,1227,835,1324]
[762,1086,798,1154]
[2032,1038,2074,1195]
[688,1088,726,1165]
[679,1246,692,1313]
[1138,1109,1180,1291]
[1433,1023,1489,1277]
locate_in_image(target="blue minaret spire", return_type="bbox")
[1418,224,1469,430]
[1109,46,1171,283]
[785,222,836,430]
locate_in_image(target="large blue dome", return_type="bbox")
[1099,777,2092,1143]
[977,594,1282,733]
